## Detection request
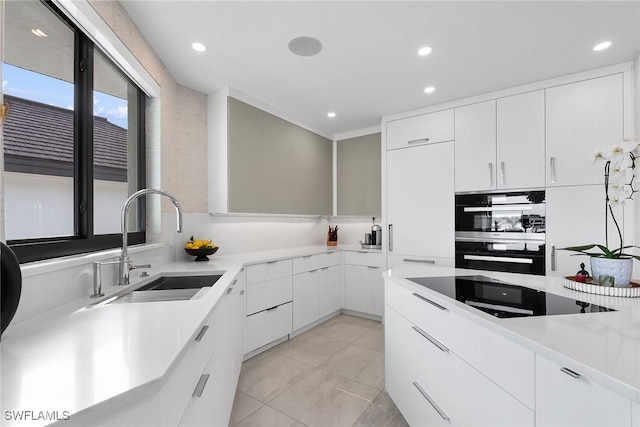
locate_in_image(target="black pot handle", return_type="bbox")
[1,242,22,335]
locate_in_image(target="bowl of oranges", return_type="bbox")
[184,236,218,261]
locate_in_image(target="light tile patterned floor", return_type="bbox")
[229,314,409,427]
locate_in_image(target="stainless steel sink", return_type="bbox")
[102,274,224,305]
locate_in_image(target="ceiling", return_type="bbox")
[119,1,640,137]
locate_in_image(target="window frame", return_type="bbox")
[6,0,147,264]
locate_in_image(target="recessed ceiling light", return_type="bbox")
[288,36,323,57]
[31,29,47,38]
[327,112,336,118]
[192,42,207,52]
[424,86,436,94]
[418,46,432,56]
[593,41,612,51]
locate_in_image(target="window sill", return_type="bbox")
[20,243,165,278]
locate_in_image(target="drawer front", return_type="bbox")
[293,252,341,274]
[245,302,293,353]
[387,306,533,426]
[246,276,292,315]
[246,259,292,285]
[536,354,632,427]
[386,279,534,409]
[344,251,383,267]
[386,109,454,150]
[386,253,454,270]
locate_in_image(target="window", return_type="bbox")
[2,0,146,263]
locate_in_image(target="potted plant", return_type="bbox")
[561,140,640,286]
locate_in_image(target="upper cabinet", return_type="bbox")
[337,133,381,217]
[386,109,454,150]
[546,73,624,187]
[454,100,497,192]
[209,95,332,215]
[454,91,545,192]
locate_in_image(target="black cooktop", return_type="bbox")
[407,275,615,318]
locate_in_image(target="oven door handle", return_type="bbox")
[456,238,544,245]
[463,205,534,212]
[463,254,534,264]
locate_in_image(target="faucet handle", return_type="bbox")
[129,263,151,271]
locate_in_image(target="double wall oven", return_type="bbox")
[455,191,545,275]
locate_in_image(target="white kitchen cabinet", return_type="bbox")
[386,109,454,150]
[546,73,624,187]
[454,100,497,192]
[545,185,625,277]
[292,253,342,331]
[344,251,383,316]
[386,141,454,261]
[385,305,534,426]
[535,353,632,427]
[245,259,293,353]
[293,268,321,330]
[496,90,546,189]
[386,253,455,270]
[179,273,245,427]
[633,401,640,427]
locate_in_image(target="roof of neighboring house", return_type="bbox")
[2,94,127,170]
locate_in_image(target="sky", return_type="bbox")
[2,63,129,129]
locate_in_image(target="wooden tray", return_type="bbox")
[563,276,640,298]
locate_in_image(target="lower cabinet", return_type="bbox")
[292,254,342,331]
[535,354,632,427]
[344,251,384,316]
[385,305,534,426]
[179,270,246,427]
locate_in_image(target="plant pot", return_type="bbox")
[590,257,633,287]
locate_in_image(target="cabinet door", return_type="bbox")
[454,100,497,192]
[344,265,383,316]
[546,185,624,277]
[227,97,265,213]
[337,133,382,217]
[387,141,454,259]
[293,269,320,330]
[386,109,454,150]
[536,354,631,427]
[497,90,545,189]
[263,113,293,214]
[318,265,342,318]
[546,74,624,187]
[291,126,333,215]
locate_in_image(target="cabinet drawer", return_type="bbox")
[386,254,454,270]
[293,251,341,274]
[344,251,383,267]
[246,275,292,315]
[245,302,293,353]
[386,109,454,150]
[535,354,632,426]
[386,307,534,426]
[386,279,534,409]
[246,258,292,285]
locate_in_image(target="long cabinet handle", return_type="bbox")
[550,156,556,184]
[560,367,581,379]
[388,224,393,252]
[195,325,209,342]
[551,245,557,272]
[500,161,505,186]
[412,292,448,311]
[412,325,449,352]
[192,374,210,397]
[488,162,494,187]
[408,137,430,144]
[413,381,450,421]
[403,258,435,264]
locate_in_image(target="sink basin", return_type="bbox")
[136,274,223,291]
[105,274,224,305]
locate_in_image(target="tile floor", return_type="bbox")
[229,314,409,427]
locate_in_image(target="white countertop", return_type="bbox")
[384,264,640,403]
[0,245,379,427]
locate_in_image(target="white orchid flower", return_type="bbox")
[592,148,606,162]
[621,140,640,154]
